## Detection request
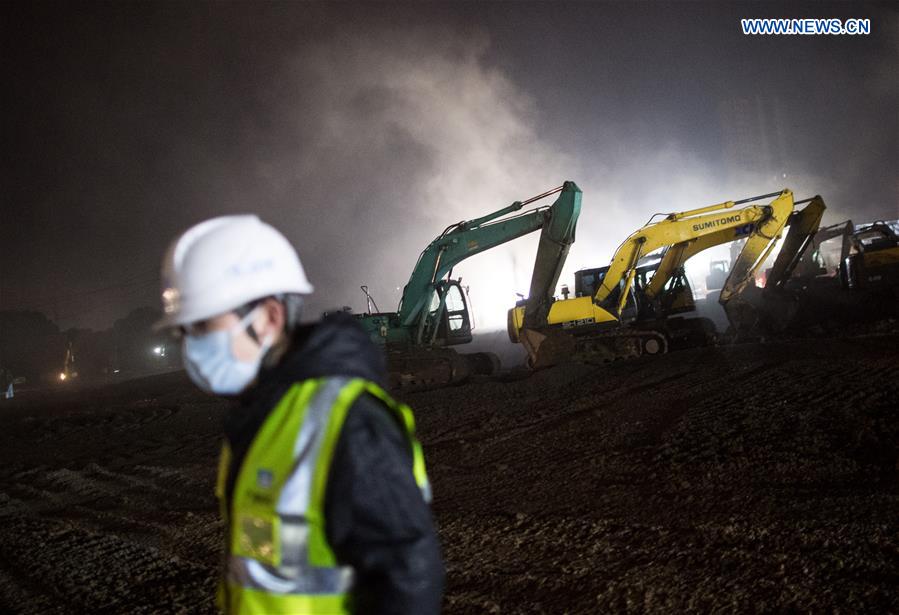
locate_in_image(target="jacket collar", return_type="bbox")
[223,311,386,449]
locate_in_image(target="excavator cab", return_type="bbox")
[573,266,639,324]
[574,259,694,321]
[841,221,899,291]
[425,280,473,345]
[706,260,730,292]
[650,268,695,315]
[573,267,606,298]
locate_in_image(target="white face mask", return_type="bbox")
[182,307,273,395]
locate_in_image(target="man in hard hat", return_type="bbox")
[156,215,444,614]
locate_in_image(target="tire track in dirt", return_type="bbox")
[439,512,899,614]
[657,354,899,489]
[1,462,222,559]
[0,514,217,614]
[18,406,182,444]
[1,335,896,612]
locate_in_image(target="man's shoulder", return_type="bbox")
[342,386,405,441]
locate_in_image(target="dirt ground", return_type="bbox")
[1,331,897,613]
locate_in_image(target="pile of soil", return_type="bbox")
[1,333,896,613]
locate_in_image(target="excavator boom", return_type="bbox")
[596,190,795,315]
[756,195,826,291]
[360,181,581,390]
[398,182,581,331]
[521,187,581,329]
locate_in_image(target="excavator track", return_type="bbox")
[385,345,500,392]
[523,326,669,368]
[570,328,669,364]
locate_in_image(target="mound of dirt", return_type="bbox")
[1,335,897,613]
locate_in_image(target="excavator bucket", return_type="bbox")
[519,327,577,369]
[724,196,826,336]
[724,284,800,337]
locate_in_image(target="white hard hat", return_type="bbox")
[154,215,313,330]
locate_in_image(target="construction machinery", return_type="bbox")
[358,181,581,390]
[562,253,709,352]
[840,220,899,293]
[706,259,733,292]
[509,189,825,367]
[783,218,899,326]
[789,219,899,289]
[792,220,854,279]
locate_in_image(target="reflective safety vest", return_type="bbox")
[215,377,432,614]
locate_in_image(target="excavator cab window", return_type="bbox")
[659,269,695,315]
[574,267,607,297]
[574,266,640,321]
[431,280,473,345]
[706,260,730,292]
[444,283,467,331]
[634,265,661,293]
[855,228,897,253]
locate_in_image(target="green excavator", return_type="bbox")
[356,181,582,391]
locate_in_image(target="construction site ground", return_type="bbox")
[1,328,897,613]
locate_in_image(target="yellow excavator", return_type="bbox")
[509,189,825,367]
[785,218,899,325]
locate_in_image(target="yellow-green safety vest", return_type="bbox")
[215,377,432,614]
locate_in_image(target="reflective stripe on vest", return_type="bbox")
[217,377,430,614]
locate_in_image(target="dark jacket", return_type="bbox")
[222,312,444,614]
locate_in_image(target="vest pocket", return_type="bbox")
[234,513,282,567]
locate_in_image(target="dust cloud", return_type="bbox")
[233,25,575,329]
[4,4,894,336]
[243,23,882,336]
[238,25,810,334]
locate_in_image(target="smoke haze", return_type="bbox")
[2,2,895,333]
[245,24,575,328]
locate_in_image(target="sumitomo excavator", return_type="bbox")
[357,181,581,390]
[509,188,825,367]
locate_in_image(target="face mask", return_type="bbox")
[183,307,273,395]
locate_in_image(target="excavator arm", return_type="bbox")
[722,195,829,336]
[789,211,849,278]
[397,181,582,334]
[598,189,826,335]
[521,186,581,329]
[640,194,826,300]
[597,190,795,316]
[754,195,826,292]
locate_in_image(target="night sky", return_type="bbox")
[2,1,896,331]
